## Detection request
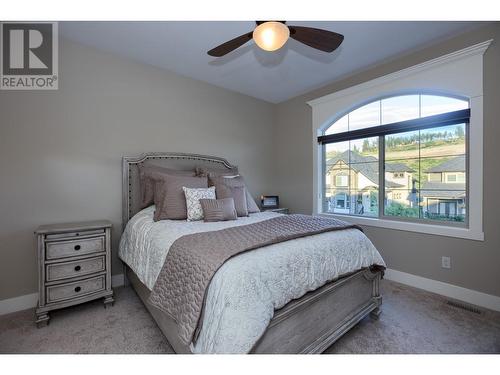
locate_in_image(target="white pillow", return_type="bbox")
[183,186,216,221]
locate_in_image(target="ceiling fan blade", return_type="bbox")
[207,32,253,57]
[288,26,344,53]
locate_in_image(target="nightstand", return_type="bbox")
[263,208,289,214]
[35,220,114,327]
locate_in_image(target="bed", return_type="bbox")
[119,152,385,354]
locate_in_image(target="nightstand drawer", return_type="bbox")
[45,229,104,240]
[46,236,105,260]
[46,275,105,304]
[46,256,105,282]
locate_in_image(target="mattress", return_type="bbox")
[119,206,385,353]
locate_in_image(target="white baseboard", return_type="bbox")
[0,274,125,316]
[0,293,39,316]
[385,268,500,312]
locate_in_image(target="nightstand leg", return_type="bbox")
[35,312,50,328]
[103,295,114,308]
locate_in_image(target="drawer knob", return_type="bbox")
[74,286,81,293]
[74,265,81,272]
[74,245,81,251]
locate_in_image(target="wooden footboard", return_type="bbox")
[126,265,382,354]
[251,267,382,354]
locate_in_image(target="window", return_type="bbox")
[335,175,348,187]
[310,41,489,240]
[445,173,465,183]
[319,94,469,224]
[447,174,457,183]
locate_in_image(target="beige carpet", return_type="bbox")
[1,280,499,354]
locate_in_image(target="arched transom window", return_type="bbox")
[318,94,469,224]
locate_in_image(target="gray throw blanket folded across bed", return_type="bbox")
[148,214,362,346]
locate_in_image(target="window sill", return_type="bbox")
[317,213,484,241]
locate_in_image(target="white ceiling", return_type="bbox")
[60,21,485,103]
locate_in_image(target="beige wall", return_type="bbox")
[1,24,499,302]
[0,38,275,300]
[273,23,500,297]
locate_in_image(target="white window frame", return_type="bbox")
[308,40,492,241]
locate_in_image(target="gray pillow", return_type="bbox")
[208,175,260,214]
[195,166,239,178]
[153,174,208,221]
[139,164,195,209]
[244,189,261,214]
[214,184,248,217]
[199,198,237,222]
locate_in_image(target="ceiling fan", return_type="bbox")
[207,21,344,57]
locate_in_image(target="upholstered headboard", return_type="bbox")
[122,152,238,228]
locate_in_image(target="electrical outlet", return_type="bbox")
[441,256,451,269]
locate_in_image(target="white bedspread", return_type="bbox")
[119,206,385,353]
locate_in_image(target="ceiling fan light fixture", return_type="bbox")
[252,21,289,52]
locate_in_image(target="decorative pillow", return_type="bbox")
[209,175,260,214]
[195,167,238,178]
[243,189,260,214]
[153,175,208,221]
[183,186,216,221]
[213,184,248,217]
[199,198,238,222]
[139,164,195,209]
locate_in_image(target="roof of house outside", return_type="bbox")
[327,151,377,184]
[386,181,406,188]
[326,150,377,166]
[386,163,415,173]
[327,151,407,188]
[420,181,466,199]
[425,155,466,173]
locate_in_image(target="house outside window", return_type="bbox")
[319,94,468,224]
